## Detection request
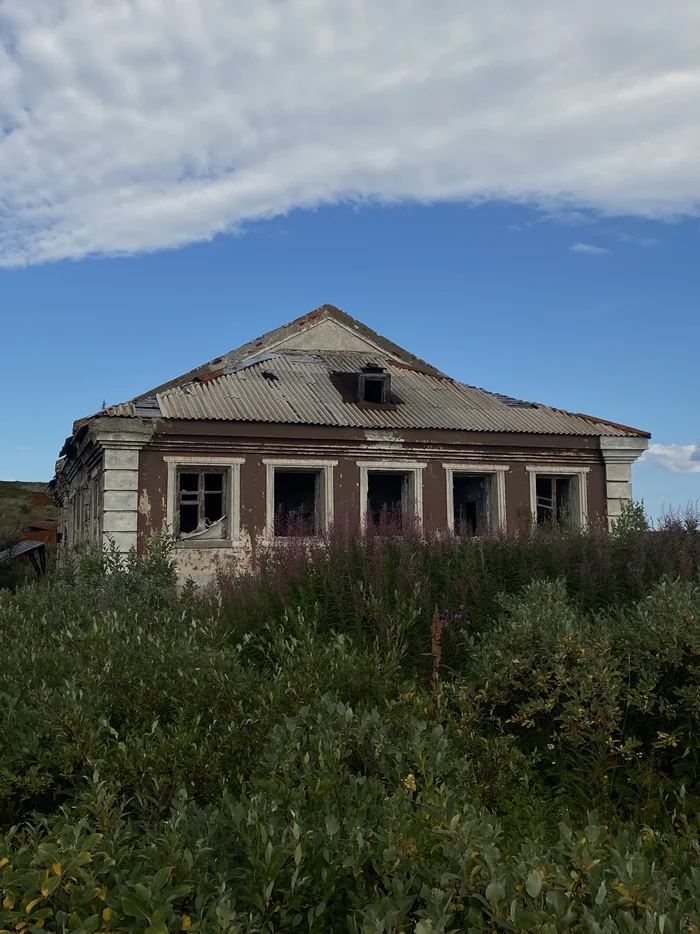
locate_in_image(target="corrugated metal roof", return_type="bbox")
[105,350,645,437]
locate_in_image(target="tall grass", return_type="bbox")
[214,503,700,673]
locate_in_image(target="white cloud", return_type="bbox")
[614,232,660,247]
[570,242,612,255]
[641,443,700,474]
[1,0,700,266]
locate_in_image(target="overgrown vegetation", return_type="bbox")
[2,510,700,932]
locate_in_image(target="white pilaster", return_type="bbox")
[599,437,649,529]
[92,419,154,554]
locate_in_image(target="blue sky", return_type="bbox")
[1,200,698,520]
[1,0,699,520]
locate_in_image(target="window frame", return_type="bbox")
[526,465,590,527]
[263,458,337,540]
[165,456,244,548]
[443,464,509,535]
[177,467,228,537]
[357,460,426,531]
[358,373,390,404]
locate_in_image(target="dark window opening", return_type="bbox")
[362,378,385,403]
[367,472,405,529]
[178,469,226,538]
[357,370,390,404]
[536,476,572,525]
[274,470,319,537]
[453,474,491,535]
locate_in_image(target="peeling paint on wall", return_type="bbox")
[138,489,151,520]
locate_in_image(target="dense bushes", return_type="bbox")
[2,519,700,931]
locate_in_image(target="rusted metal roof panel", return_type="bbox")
[132,351,644,437]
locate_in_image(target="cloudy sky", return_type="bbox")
[1,0,698,518]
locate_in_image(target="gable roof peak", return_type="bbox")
[257,303,445,375]
[94,302,445,414]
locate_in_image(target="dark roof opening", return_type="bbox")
[362,377,385,404]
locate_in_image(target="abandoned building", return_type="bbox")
[54,304,650,581]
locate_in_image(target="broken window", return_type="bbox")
[536,476,572,525]
[178,469,227,539]
[274,470,319,537]
[367,472,407,529]
[453,474,491,535]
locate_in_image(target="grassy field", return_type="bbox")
[1,516,700,932]
[0,480,56,534]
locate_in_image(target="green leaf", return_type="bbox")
[486,880,506,902]
[512,903,538,931]
[545,889,569,916]
[82,914,100,934]
[145,924,168,934]
[525,870,542,899]
[152,866,172,895]
[40,875,61,897]
[415,922,434,934]
[121,895,151,921]
[325,815,340,837]
[595,880,607,906]
[163,884,192,902]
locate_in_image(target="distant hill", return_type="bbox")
[0,481,56,542]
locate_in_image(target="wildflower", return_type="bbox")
[454,613,462,620]
[440,619,449,628]
[547,743,555,751]
[403,773,417,792]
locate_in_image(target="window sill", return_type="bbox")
[176,539,245,550]
[266,535,326,546]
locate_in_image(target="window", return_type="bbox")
[357,461,425,531]
[361,377,387,403]
[526,466,589,528]
[264,459,337,539]
[535,476,571,525]
[443,464,508,535]
[453,474,491,535]
[274,470,320,537]
[165,457,244,546]
[367,472,406,528]
[358,365,390,404]
[177,469,227,538]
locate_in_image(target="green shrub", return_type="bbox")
[1,527,700,931]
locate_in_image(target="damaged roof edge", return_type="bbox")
[564,411,651,439]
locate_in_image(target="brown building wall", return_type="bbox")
[138,449,167,541]
[587,463,606,524]
[241,454,268,539]
[135,421,608,557]
[422,459,447,530]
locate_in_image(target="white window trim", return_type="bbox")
[526,465,590,527]
[442,463,509,533]
[263,458,338,540]
[165,455,244,546]
[356,460,426,530]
